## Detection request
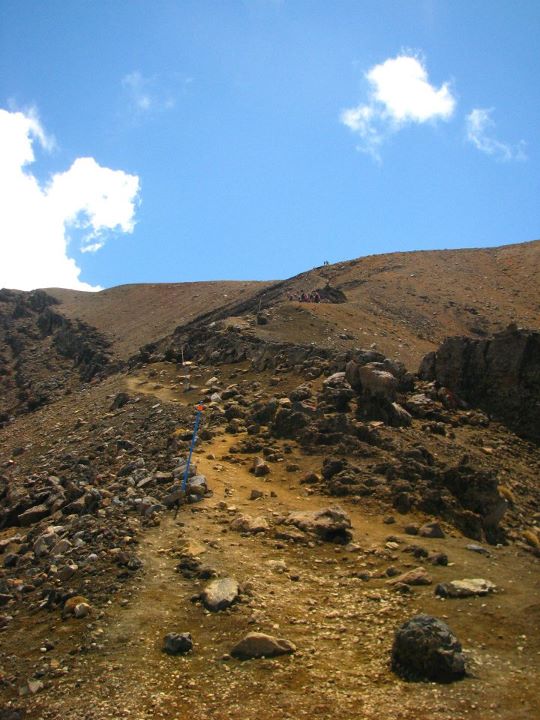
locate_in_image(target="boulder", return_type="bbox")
[387,567,432,587]
[18,504,49,526]
[187,475,209,498]
[163,632,193,655]
[419,521,445,539]
[346,361,398,401]
[230,514,269,534]
[435,578,496,599]
[392,614,466,682]
[200,578,240,612]
[230,632,296,660]
[285,507,352,544]
[271,408,310,438]
[250,457,270,477]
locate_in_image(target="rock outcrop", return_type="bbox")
[419,326,540,443]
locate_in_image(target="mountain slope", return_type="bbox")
[47,240,540,370]
[48,281,274,360]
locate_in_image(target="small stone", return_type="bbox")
[300,472,320,485]
[387,567,432,586]
[419,522,445,539]
[27,678,45,694]
[466,543,490,556]
[58,563,78,581]
[404,524,419,536]
[249,489,264,501]
[200,578,240,612]
[73,602,91,618]
[163,632,193,655]
[18,504,50,527]
[230,514,269,534]
[251,457,270,477]
[230,632,296,659]
[62,595,90,617]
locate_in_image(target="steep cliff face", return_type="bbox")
[0,289,116,420]
[419,326,540,442]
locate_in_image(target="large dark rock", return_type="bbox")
[391,614,466,682]
[163,632,193,655]
[271,407,310,438]
[17,504,50,526]
[419,326,540,443]
[439,461,507,544]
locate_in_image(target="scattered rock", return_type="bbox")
[387,567,432,586]
[466,543,490,556]
[435,578,497,598]
[419,521,445,539]
[73,602,91,619]
[18,504,50,526]
[230,514,269,534]
[62,595,91,618]
[404,524,419,536]
[200,577,240,612]
[285,506,352,544]
[230,632,296,660]
[251,457,270,477]
[163,632,193,655]
[391,614,466,682]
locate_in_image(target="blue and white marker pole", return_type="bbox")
[181,403,205,495]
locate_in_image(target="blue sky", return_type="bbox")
[1,0,538,290]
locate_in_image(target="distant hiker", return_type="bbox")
[323,260,330,266]
[300,291,308,302]
[313,290,320,303]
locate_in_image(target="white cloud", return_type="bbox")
[466,108,526,161]
[341,54,456,159]
[0,108,140,291]
[122,71,176,115]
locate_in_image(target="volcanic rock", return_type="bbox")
[435,578,497,598]
[230,632,296,659]
[200,577,240,612]
[163,632,193,655]
[387,567,432,586]
[419,326,540,442]
[392,614,466,682]
[285,507,352,544]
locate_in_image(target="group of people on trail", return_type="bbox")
[286,289,321,303]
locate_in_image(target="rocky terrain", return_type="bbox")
[1,241,539,720]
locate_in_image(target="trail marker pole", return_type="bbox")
[181,404,204,495]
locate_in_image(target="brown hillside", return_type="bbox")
[49,241,540,370]
[248,240,540,370]
[48,281,273,360]
[1,240,539,720]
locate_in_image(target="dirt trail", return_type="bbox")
[22,373,540,720]
[28,429,539,720]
